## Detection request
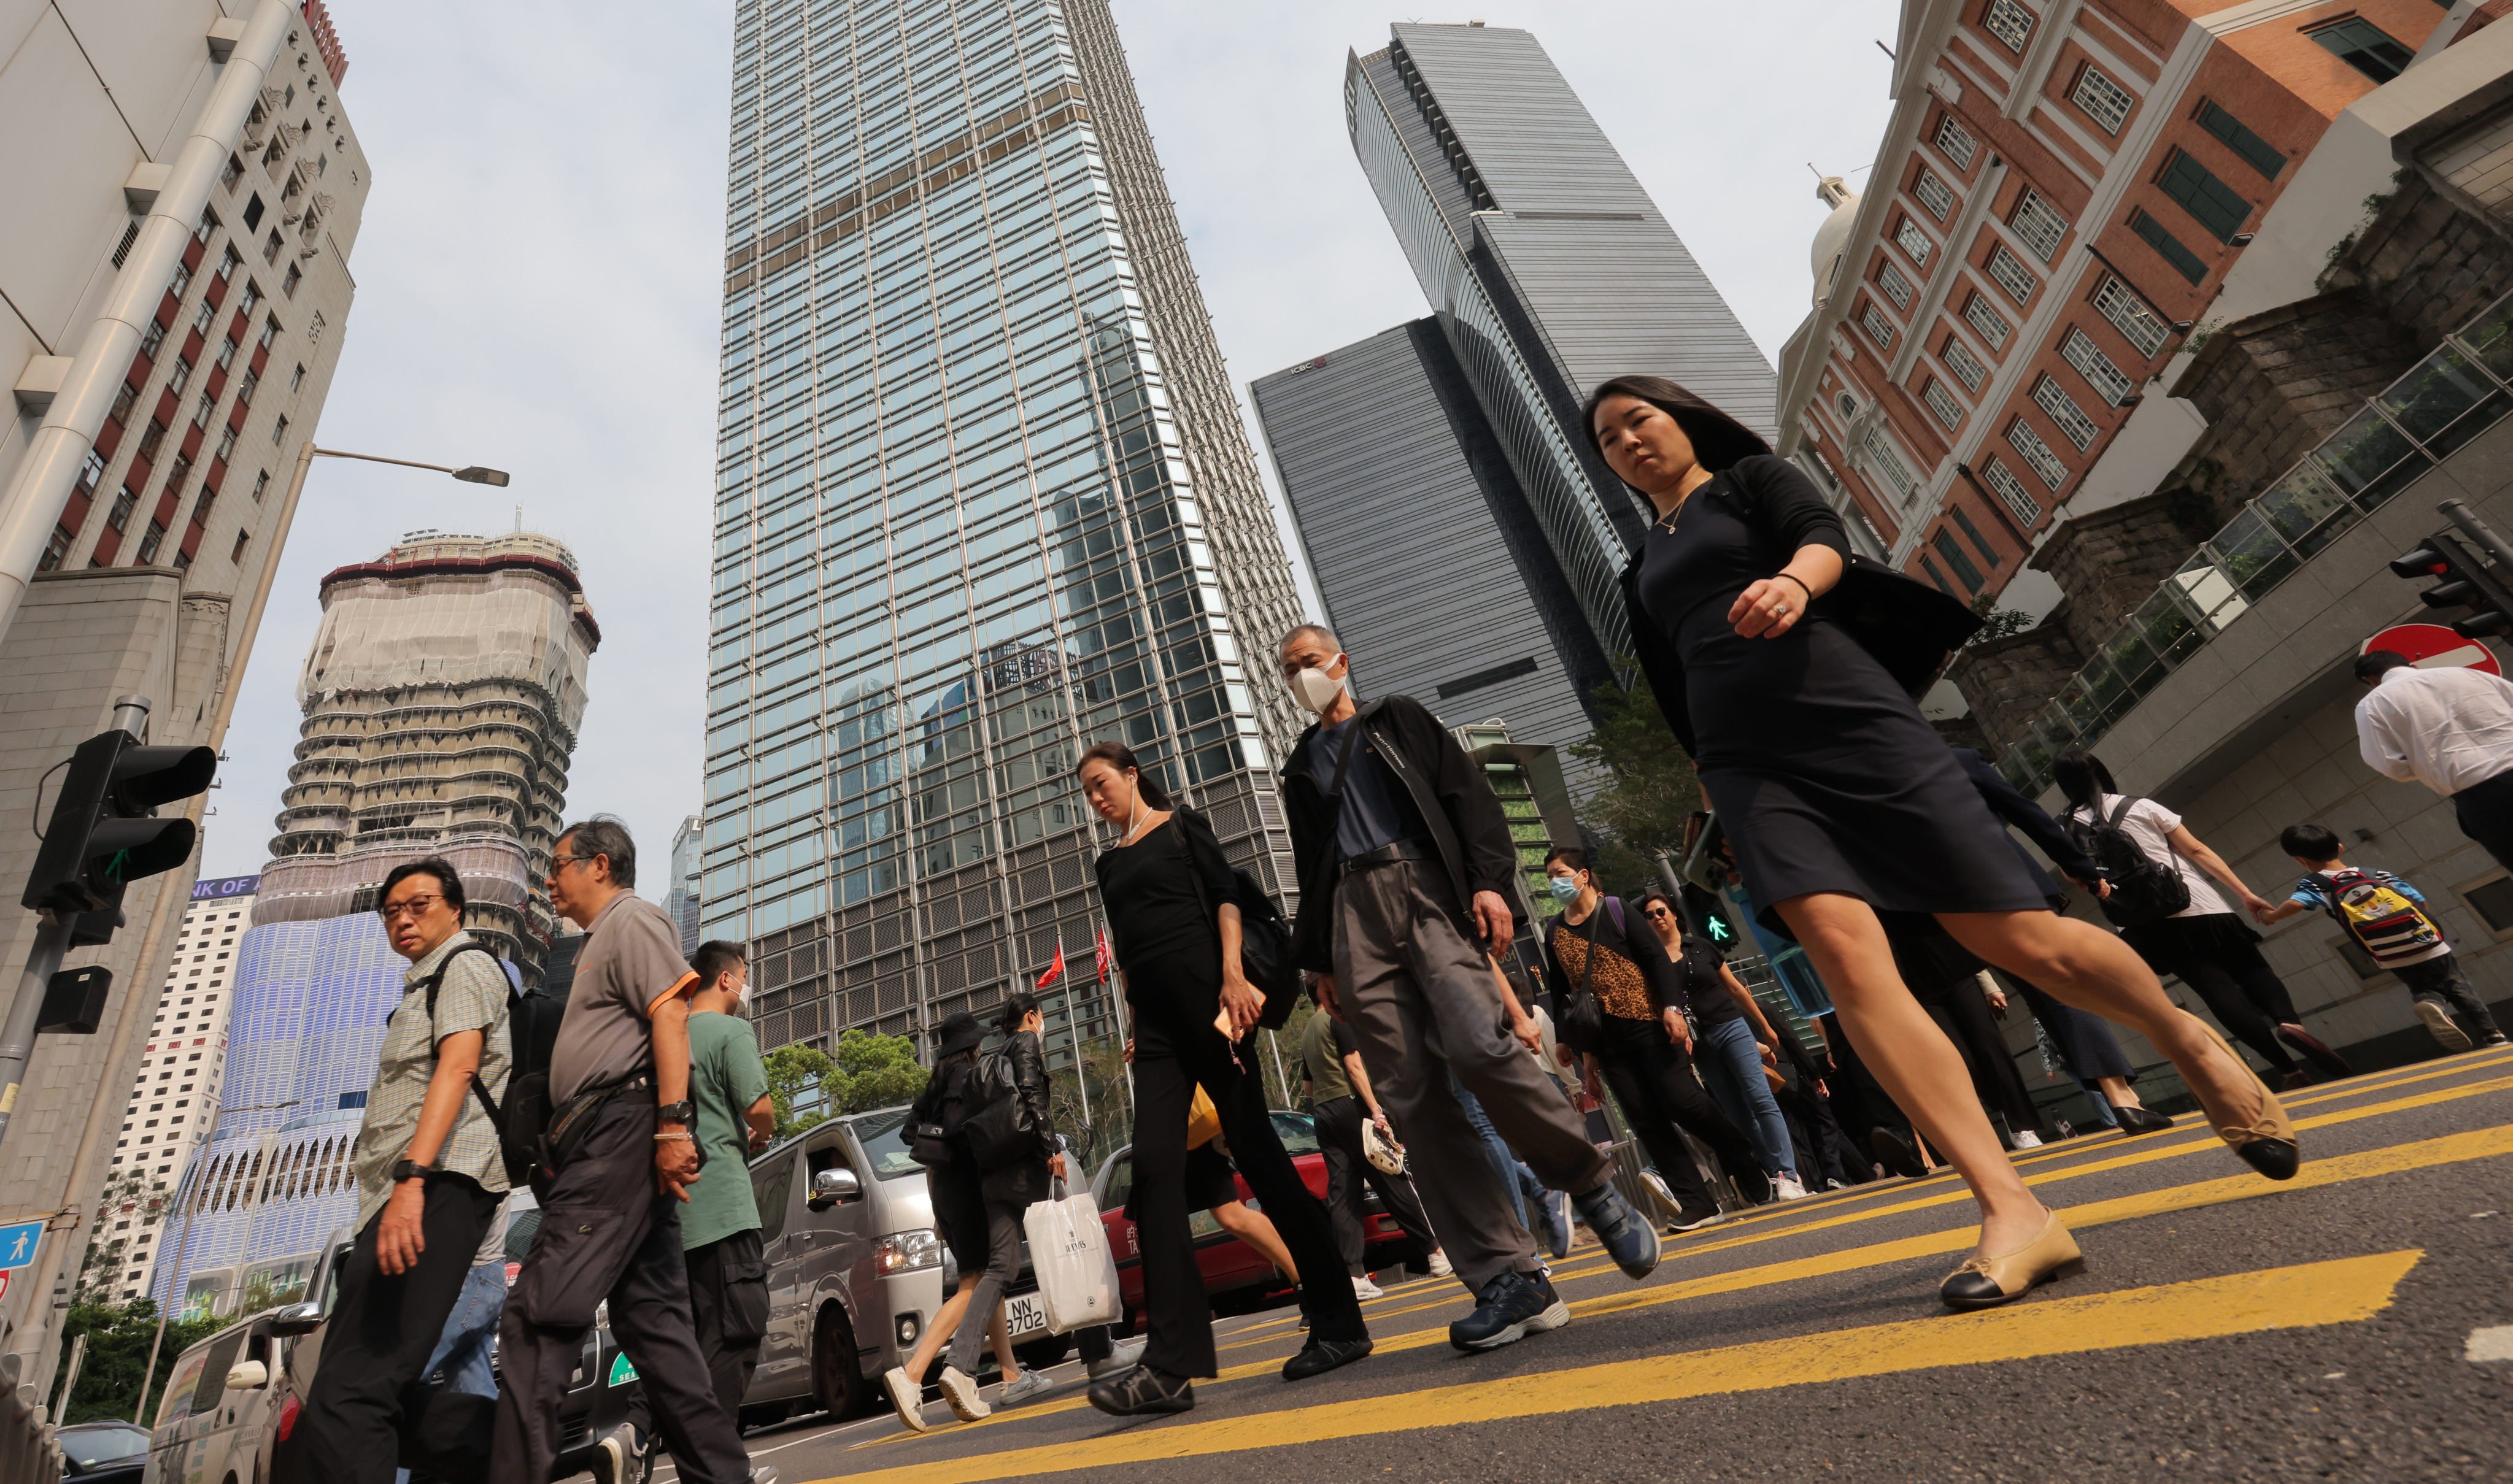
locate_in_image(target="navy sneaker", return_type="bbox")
[1448,1269,1569,1351]
[1573,1182,1661,1280]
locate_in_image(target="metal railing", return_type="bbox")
[1996,288,2513,794]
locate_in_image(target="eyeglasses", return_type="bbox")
[1643,907,1674,920]
[380,894,445,922]
[549,854,591,873]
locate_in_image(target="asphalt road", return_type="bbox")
[675,1046,2513,1483]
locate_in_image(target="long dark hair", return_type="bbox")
[1075,740,1175,810]
[996,990,1041,1038]
[2051,749,2117,813]
[1580,375,1773,480]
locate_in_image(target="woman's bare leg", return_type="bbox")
[1211,1199,1297,1282]
[989,1299,1021,1378]
[1776,893,2047,1257]
[905,1277,978,1383]
[2098,1075,2143,1111]
[1937,909,2271,1134]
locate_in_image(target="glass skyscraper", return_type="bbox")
[706,0,1307,1056]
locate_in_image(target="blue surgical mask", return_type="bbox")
[1546,876,1581,903]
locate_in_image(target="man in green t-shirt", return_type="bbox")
[619,940,774,1470]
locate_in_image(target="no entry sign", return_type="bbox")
[2362,622,2503,675]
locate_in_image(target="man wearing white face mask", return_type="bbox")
[1276,625,1661,1354]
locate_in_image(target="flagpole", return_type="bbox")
[1100,918,1133,1127]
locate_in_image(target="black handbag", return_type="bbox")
[1556,905,1608,1056]
[1176,811,1302,1030]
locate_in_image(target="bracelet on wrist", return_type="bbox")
[1772,572,1812,601]
[654,1131,695,1143]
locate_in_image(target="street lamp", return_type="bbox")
[132,1098,296,1423]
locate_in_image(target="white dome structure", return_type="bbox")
[1810,174,1860,309]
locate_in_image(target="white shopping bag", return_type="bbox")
[1023,1190,1121,1334]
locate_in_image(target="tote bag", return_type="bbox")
[1023,1188,1122,1334]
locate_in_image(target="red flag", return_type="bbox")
[1094,929,1114,986]
[1036,943,1065,990]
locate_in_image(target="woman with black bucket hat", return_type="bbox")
[1586,374,2300,1310]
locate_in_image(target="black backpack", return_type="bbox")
[960,1040,1040,1172]
[2066,797,2193,929]
[421,944,563,1188]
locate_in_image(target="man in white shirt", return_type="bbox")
[2355,649,2513,871]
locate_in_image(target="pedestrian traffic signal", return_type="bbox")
[21,729,217,919]
[2391,532,2513,639]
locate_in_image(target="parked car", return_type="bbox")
[1084,1108,1424,1335]
[56,1420,150,1482]
[152,1192,627,1484]
[740,1104,952,1423]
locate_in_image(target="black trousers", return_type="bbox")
[2455,767,2513,873]
[1130,997,1363,1378]
[490,1094,752,1484]
[2397,953,2506,1039]
[2128,915,2304,1072]
[1592,1014,1759,1215]
[626,1228,770,1437]
[295,1174,500,1484]
[1914,977,2044,1138]
[1311,1094,1437,1275]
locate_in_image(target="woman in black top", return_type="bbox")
[1540,848,1764,1231]
[1588,374,2296,1309]
[1078,741,1369,1414]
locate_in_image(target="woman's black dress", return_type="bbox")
[1632,456,2043,918]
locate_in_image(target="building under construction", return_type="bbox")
[257,529,598,978]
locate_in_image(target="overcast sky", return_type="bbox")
[200,0,1900,880]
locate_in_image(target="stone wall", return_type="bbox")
[1945,605,2087,756]
[2029,493,2215,657]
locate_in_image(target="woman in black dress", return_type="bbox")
[1587,374,2298,1309]
[1076,741,1369,1413]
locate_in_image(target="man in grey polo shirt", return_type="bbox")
[490,817,766,1484]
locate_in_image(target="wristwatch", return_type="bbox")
[390,1158,434,1184]
[655,1101,695,1125]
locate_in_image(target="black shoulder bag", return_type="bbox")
[1556,905,1609,1055]
[1176,809,1303,1031]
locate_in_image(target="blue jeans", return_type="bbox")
[1695,1017,1795,1177]
[395,1261,507,1484]
[1451,1076,1550,1228]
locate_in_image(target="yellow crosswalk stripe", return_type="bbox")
[819,1250,2423,1484]
[856,1119,2511,1451]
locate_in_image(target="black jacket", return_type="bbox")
[1953,746,2099,909]
[1619,455,1978,758]
[1282,693,1519,973]
[979,1029,1057,1207]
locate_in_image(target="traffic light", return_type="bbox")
[21,728,216,921]
[2391,531,2513,639]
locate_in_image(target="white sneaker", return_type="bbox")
[936,1364,989,1422]
[1426,1249,1454,1279]
[1637,1168,1679,1218]
[1351,1275,1385,1299]
[1087,1337,1146,1379]
[1771,1172,1811,1201]
[881,1367,929,1432]
[2011,1130,2044,1150]
[2418,999,2476,1053]
[998,1368,1052,1405]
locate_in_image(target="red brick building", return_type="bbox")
[1776,0,2460,602]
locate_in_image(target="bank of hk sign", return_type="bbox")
[191,874,260,902]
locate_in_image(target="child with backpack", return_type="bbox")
[2264,824,2509,1053]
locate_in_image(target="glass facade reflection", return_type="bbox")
[708,0,1305,1055]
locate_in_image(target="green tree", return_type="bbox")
[763,1044,834,1141]
[75,1171,171,1305]
[1967,591,2036,644]
[49,1297,222,1426]
[819,1028,928,1115]
[1565,661,1700,896]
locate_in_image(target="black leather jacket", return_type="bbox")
[980,1029,1057,1206]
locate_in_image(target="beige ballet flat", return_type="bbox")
[1939,1209,2083,1311]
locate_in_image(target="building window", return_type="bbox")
[2309,18,2414,83]
[252,470,271,502]
[166,260,192,302]
[1951,506,2003,568]
[1983,0,2036,52]
[1878,259,1915,308]
[1863,425,1921,504]
[1923,378,1967,429]
[236,369,258,406]
[221,153,244,191]
[168,356,193,397]
[136,521,166,564]
[215,427,238,463]
[1963,293,2012,348]
[108,486,137,531]
[2010,188,2069,261]
[1986,244,2038,304]
[110,381,138,424]
[192,392,215,429]
[1861,302,1899,349]
[1936,113,1980,171]
[1895,218,1934,266]
[2034,376,2101,448]
[1914,169,1956,220]
[1942,334,1989,390]
[282,263,301,298]
[39,524,71,572]
[1934,529,1986,592]
[2007,417,2069,488]
[272,413,289,447]
[231,530,250,563]
[291,363,307,392]
[2197,101,2286,180]
[2131,207,2209,283]
[2061,328,2134,405]
[2156,148,2250,242]
[137,420,166,462]
[79,449,106,494]
[263,230,283,265]
[1982,457,2044,525]
[258,316,280,350]
[1837,392,1861,421]
[2072,64,2134,134]
[139,318,167,359]
[216,336,238,372]
[190,299,216,337]
[2091,276,2170,357]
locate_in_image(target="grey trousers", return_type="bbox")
[1333,858,1610,1290]
[946,1198,1022,1372]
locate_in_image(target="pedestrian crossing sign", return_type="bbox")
[0,1221,40,1271]
[608,1352,638,1386]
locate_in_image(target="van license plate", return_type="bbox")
[1005,1293,1049,1338]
